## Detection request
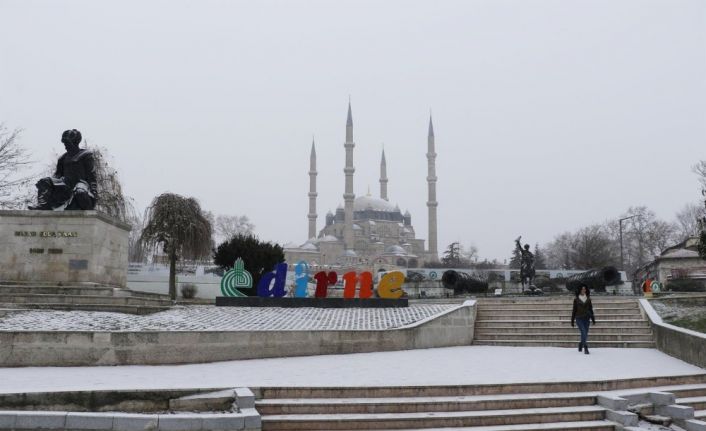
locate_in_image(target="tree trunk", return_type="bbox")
[169,251,177,301]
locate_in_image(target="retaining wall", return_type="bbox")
[639,298,706,369]
[0,301,476,367]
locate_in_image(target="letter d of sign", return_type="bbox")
[257,263,288,297]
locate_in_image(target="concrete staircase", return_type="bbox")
[473,297,655,348]
[255,374,706,430]
[0,282,174,314]
[673,384,706,421]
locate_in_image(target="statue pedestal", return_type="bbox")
[0,210,130,287]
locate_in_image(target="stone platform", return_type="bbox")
[0,210,130,288]
[0,302,476,366]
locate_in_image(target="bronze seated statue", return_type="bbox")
[29,129,98,211]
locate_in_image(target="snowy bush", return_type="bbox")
[180,283,198,299]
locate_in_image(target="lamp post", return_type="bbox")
[619,215,637,271]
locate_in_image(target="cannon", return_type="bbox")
[565,267,622,293]
[441,270,489,294]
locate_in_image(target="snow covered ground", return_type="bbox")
[0,346,703,394]
[0,304,455,331]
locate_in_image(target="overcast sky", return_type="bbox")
[1,0,705,261]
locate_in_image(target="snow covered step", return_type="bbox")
[472,340,655,348]
[670,385,706,398]
[478,300,640,305]
[475,314,642,321]
[475,320,650,328]
[260,405,607,430]
[0,284,116,296]
[479,303,640,313]
[0,302,170,315]
[475,330,653,336]
[2,293,173,306]
[385,420,616,431]
[255,392,597,415]
[677,396,706,410]
[696,409,706,419]
[473,333,654,342]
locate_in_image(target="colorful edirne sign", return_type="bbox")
[220,259,406,299]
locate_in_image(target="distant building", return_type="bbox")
[633,237,706,290]
[284,102,439,269]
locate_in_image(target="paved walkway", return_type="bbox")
[0,304,455,331]
[0,346,703,394]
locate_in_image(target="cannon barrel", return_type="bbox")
[565,266,622,293]
[441,270,488,294]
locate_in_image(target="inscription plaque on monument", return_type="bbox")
[0,210,130,287]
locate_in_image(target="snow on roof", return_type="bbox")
[662,249,700,259]
[384,245,407,255]
[349,195,398,212]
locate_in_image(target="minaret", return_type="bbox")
[308,138,318,239]
[343,101,355,250]
[426,115,439,261]
[380,148,388,201]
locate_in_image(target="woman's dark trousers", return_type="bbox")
[576,317,590,348]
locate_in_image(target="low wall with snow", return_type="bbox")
[0,301,476,367]
[639,299,706,369]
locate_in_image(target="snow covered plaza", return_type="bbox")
[0,296,706,430]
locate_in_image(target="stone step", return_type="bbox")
[697,409,706,419]
[677,396,706,410]
[260,405,607,430]
[475,320,650,328]
[387,421,617,431]
[475,314,643,321]
[477,295,638,307]
[256,374,706,399]
[669,385,706,398]
[474,327,653,335]
[256,393,597,415]
[478,303,640,313]
[472,340,655,348]
[472,333,654,342]
[0,302,170,315]
[2,293,173,307]
[0,285,116,297]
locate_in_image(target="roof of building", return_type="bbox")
[351,195,398,212]
[318,234,339,242]
[661,248,700,259]
[383,245,408,255]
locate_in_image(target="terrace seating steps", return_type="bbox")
[473,297,655,348]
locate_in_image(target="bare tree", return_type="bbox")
[621,206,678,273]
[460,243,479,262]
[570,224,619,269]
[545,232,574,269]
[89,145,134,222]
[544,226,618,270]
[213,214,255,244]
[674,202,705,242]
[127,212,146,263]
[0,125,33,209]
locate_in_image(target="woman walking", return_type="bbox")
[571,284,596,354]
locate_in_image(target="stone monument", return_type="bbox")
[0,129,129,287]
[515,236,536,291]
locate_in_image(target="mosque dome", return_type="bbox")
[351,195,398,212]
[384,245,407,255]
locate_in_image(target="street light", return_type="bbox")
[619,215,637,271]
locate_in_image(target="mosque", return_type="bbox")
[284,102,439,269]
